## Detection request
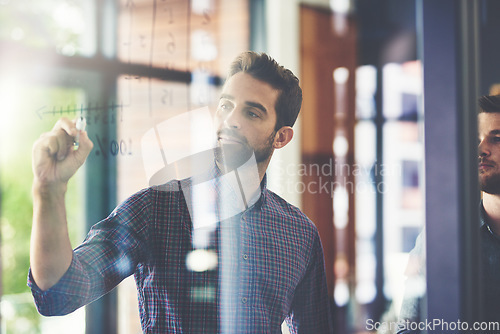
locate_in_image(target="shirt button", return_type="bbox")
[241,297,248,304]
[242,254,249,260]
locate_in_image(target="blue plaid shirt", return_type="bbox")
[28,175,333,333]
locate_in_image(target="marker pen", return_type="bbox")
[73,117,86,150]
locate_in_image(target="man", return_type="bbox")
[476,94,500,322]
[29,51,334,333]
[397,94,500,333]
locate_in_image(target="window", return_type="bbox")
[0,84,87,333]
[0,0,249,332]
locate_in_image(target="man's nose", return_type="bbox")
[478,139,489,157]
[221,109,241,129]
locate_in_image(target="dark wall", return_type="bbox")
[357,0,500,95]
[480,0,500,95]
[355,0,417,66]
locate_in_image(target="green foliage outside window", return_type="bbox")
[0,85,85,333]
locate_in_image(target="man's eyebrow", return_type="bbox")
[490,129,500,135]
[245,101,267,115]
[220,94,233,101]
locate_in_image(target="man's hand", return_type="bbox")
[32,117,93,189]
[30,117,93,291]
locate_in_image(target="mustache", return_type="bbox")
[479,157,495,165]
[217,129,247,144]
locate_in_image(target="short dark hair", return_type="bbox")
[227,51,302,130]
[479,95,500,113]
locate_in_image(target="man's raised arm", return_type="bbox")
[30,117,93,291]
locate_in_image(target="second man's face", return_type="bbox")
[478,112,500,194]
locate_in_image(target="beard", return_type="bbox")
[480,171,500,195]
[215,129,275,171]
[254,132,275,163]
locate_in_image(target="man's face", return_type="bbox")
[215,72,279,169]
[478,112,500,194]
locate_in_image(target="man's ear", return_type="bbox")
[273,126,294,149]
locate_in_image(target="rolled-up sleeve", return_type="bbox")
[28,255,94,316]
[27,187,153,316]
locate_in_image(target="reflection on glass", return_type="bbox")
[382,61,424,332]
[354,60,424,332]
[356,65,377,119]
[355,121,377,306]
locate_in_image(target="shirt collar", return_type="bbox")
[480,200,487,227]
[210,163,268,212]
[480,200,500,239]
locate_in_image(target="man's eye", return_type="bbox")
[493,137,500,142]
[219,102,231,111]
[247,110,259,118]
